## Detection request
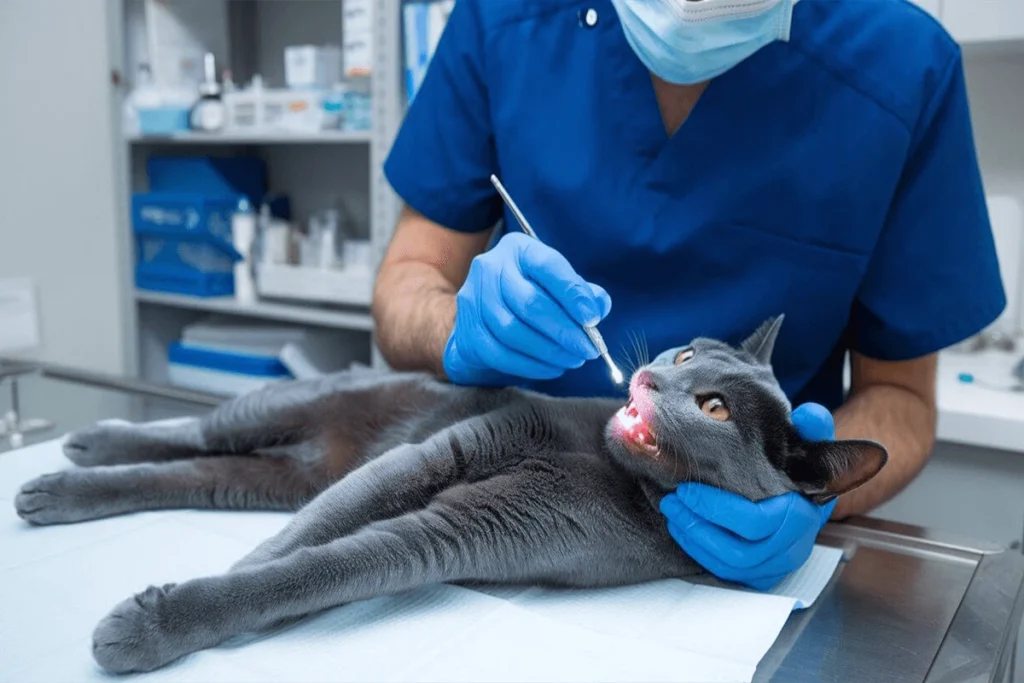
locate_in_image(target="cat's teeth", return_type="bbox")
[617,402,657,454]
[616,406,644,431]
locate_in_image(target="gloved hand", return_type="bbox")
[659,403,838,591]
[443,232,612,386]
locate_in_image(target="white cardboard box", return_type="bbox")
[256,263,374,307]
[343,0,373,77]
[285,45,342,90]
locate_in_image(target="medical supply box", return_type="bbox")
[132,156,269,297]
[132,192,243,297]
[165,318,363,394]
[168,342,293,395]
[146,157,267,207]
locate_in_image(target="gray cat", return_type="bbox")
[14,315,886,674]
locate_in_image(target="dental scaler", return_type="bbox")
[490,174,624,385]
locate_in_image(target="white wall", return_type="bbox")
[966,50,1024,201]
[0,0,131,375]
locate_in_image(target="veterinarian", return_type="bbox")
[371,0,1006,590]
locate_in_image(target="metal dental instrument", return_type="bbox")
[489,174,624,385]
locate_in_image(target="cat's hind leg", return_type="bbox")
[63,418,206,467]
[91,469,589,674]
[64,371,428,467]
[62,374,353,467]
[15,455,328,525]
[229,428,468,570]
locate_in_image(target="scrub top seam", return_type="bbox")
[894,0,955,36]
[382,160,499,234]
[906,48,961,147]
[782,41,914,136]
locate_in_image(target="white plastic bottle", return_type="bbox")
[231,198,257,303]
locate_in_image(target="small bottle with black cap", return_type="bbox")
[189,53,226,133]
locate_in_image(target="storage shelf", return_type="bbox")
[127,130,372,145]
[935,349,1024,454]
[845,349,1024,454]
[135,290,374,331]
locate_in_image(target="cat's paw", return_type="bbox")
[92,584,182,674]
[15,471,96,525]
[62,421,132,467]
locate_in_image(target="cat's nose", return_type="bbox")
[635,370,658,392]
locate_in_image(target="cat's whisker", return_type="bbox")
[627,329,649,375]
[626,330,639,370]
[617,331,646,380]
[617,342,637,378]
[624,333,639,373]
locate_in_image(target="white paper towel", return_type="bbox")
[0,439,843,683]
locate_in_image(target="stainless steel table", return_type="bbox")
[4,357,1024,682]
[757,517,1024,683]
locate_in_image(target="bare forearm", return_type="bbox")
[372,207,491,376]
[372,262,457,377]
[830,384,936,519]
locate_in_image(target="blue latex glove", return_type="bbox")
[659,403,838,591]
[443,232,612,385]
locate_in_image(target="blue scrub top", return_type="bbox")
[383,0,1006,409]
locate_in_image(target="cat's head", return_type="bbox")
[604,315,888,504]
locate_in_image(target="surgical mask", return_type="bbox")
[610,0,795,85]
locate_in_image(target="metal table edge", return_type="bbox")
[924,547,1024,683]
[819,516,1024,683]
[821,515,1007,557]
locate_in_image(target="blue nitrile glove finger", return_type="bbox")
[790,402,835,442]
[663,489,809,567]
[659,402,838,590]
[666,519,817,591]
[495,265,597,361]
[790,402,839,525]
[447,258,565,382]
[663,492,821,589]
[517,236,611,327]
[443,233,611,385]
[587,283,613,321]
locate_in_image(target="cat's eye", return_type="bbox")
[674,347,695,365]
[699,395,730,422]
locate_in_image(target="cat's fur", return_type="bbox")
[14,315,887,674]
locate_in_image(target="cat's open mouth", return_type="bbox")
[616,399,659,456]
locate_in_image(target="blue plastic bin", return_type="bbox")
[132,192,243,297]
[168,343,293,395]
[147,157,268,207]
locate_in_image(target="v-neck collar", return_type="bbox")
[650,77,713,140]
[607,20,728,163]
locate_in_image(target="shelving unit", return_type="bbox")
[127,130,372,144]
[116,0,405,384]
[134,290,374,331]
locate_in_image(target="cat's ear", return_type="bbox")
[789,439,888,505]
[741,315,785,366]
